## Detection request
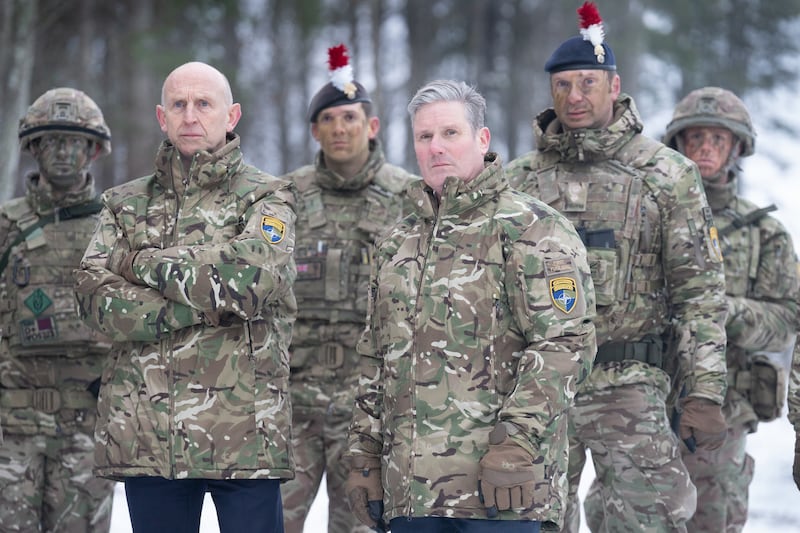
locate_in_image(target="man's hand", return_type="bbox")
[344,455,386,532]
[793,435,800,491]
[679,397,727,452]
[478,422,538,518]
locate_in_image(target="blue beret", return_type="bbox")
[545,36,616,73]
[307,81,372,123]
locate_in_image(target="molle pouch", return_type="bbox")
[15,284,109,354]
[587,247,618,307]
[749,354,786,422]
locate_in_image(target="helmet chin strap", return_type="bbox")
[701,139,743,211]
[703,138,743,186]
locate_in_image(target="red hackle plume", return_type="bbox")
[577,2,602,29]
[328,44,350,71]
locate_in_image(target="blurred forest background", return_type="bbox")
[2,0,800,200]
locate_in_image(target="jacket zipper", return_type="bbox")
[405,187,444,518]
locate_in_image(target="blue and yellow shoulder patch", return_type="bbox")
[550,276,578,314]
[261,215,286,244]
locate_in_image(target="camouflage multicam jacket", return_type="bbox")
[506,94,728,403]
[0,175,110,437]
[703,176,797,429]
[74,134,298,481]
[283,140,416,409]
[788,324,800,432]
[346,154,597,526]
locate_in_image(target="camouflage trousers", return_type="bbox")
[681,423,753,532]
[562,383,696,533]
[281,403,373,533]
[0,431,113,532]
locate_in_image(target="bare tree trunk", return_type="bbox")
[370,0,384,118]
[124,0,159,185]
[0,0,38,201]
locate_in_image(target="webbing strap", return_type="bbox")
[0,199,103,275]
[594,339,663,368]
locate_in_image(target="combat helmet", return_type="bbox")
[663,86,755,158]
[18,87,111,156]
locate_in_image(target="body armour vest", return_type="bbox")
[716,200,773,301]
[0,195,110,434]
[291,170,407,325]
[522,136,669,343]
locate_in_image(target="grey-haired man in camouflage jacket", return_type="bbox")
[345,79,597,533]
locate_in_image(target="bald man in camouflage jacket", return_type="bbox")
[74,62,296,533]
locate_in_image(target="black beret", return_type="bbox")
[306,81,371,123]
[544,35,616,73]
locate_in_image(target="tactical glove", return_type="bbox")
[679,397,727,452]
[119,250,141,284]
[793,435,800,491]
[478,422,537,518]
[344,455,386,532]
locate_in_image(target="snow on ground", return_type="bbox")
[110,81,800,533]
[110,412,800,532]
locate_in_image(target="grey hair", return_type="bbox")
[407,79,486,132]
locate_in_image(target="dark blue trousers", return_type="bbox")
[389,516,542,533]
[124,476,284,533]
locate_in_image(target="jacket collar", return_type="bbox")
[314,139,386,191]
[406,152,507,219]
[25,172,97,215]
[534,93,643,163]
[153,133,244,192]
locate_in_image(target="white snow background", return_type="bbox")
[109,83,800,532]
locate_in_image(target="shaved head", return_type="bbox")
[161,62,233,107]
[156,61,241,159]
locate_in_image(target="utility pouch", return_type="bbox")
[587,247,618,307]
[749,355,786,422]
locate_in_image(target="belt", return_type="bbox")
[0,388,96,414]
[594,339,663,368]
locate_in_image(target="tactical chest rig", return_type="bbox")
[0,198,108,428]
[717,202,786,422]
[293,175,402,322]
[717,203,777,297]
[531,136,667,367]
[291,174,403,374]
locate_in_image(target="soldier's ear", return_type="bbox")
[367,116,380,140]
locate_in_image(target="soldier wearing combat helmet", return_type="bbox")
[665,86,799,532]
[279,44,417,533]
[506,3,729,531]
[0,87,115,531]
